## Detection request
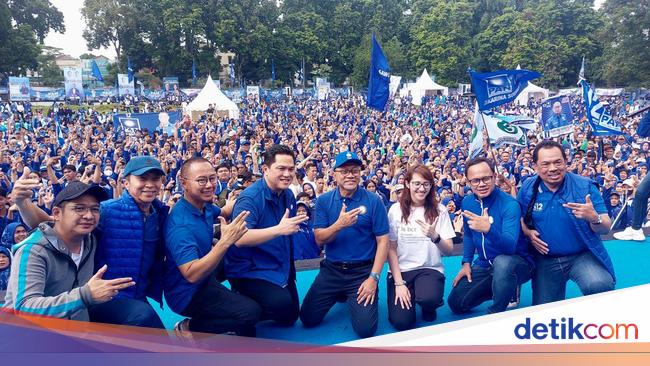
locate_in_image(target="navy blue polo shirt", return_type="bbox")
[314,187,389,262]
[225,178,296,287]
[163,197,220,313]
[529,180,607,256]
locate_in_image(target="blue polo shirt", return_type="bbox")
[163,197,220,313]
[528,180,607,256]
[314,187,389,262]
[225,178,296,287]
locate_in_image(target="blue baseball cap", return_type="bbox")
[333,151,363,170]
[122,156,165,177]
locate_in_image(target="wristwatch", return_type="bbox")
[395,280,407,286]
[369,272,380,282]
[591,215,602,225]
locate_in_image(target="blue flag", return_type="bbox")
[581,79,623,136]
[91,60,104,83]
[469,69,541,110]
[192,59,197,85]
[55,116,65,147]
[367,34,391,111]
[229,63,235,83]
[271,59,276,82]
[127,57,134,83]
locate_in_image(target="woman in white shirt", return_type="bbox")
[387,164,455,330]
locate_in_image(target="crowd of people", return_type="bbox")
[0,90,648,339]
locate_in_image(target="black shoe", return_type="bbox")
[422,309,437,322]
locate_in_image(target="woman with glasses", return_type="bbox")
[386,164,455,330]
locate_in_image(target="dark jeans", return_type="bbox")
[229,277,300,326]
[300,260,378,338]
[182,274,262,337]
[632,174,650,229]
[387,268,445,331]
[89,297,164,329]
[448,254,532,314]
[532,251,614,305]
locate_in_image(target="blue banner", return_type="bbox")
[470,69,541,110]
[8,76,31,101]
[541,95,574,138]
[31,87,65,101]
[367,34,391,111]
[581,80,623,136]
[113,110,182,136]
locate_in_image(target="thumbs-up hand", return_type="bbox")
[563,194,600,223]
[334,203,363,230]
[463,207,491,234]
[86,265,135,303]
[11,167,40,204]
[276,208,309,236]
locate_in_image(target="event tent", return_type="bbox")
[184,75,239,119]
[515,82,549,105]
[401,69,449,105]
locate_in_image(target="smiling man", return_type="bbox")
[225,144,308,327]
[518,140,614,305]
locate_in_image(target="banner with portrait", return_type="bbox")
[31,87,65,101]
[118,73,135,96]
[246,86,260,101]
[162,77,180,95]
[113,110,182,136]
[541,95,574,138]
[63,67,84,100]
[8,77,31,101]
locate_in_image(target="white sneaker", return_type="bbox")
[507,285,521,309]
[613,227,646,242]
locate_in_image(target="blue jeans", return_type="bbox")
[89,297,164,328]
[532,251,614,305]
[632,174,650,229]
[448,254,532,314]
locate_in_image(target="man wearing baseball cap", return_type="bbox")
[300,151,390,338]
[11,156,169,328]
[4,182,135,320]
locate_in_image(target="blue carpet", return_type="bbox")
[151,239,650,345]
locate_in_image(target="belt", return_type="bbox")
[326,259,373,270]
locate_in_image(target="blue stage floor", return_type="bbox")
[152,239,650,345]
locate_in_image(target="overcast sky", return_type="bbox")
[44,0,607,60]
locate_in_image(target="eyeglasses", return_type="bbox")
[335,168,361,176]
[468,176,494,186]
[183,175,218,186]
[67,205,100,216]
[410,181,432,190]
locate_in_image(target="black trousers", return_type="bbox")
[181,274,262,337]
[300,260,378,338]
[229,277,300,326]
[387,268,445,331]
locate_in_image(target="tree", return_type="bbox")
[350,34,411,87]
[37,52,64,86]
[7,0,65,43]
[82,0,127,61]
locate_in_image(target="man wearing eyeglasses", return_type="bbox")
[11,156,170,329]
[4,182,136,320]
[300,151,389,338]
[448,157,532,314]
[518,141,614,305]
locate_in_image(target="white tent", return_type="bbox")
[185,75,239,119]
[404,69,449,105]
[515,82,549,106]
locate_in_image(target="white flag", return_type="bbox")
[469,104,485,158]
[483,112,527,147]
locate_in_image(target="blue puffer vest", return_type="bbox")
[95,191,169,304]
[518,173,615,282]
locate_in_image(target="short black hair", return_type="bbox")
[296,192,310,201]
[533,140,566,163]
[180,157,211,178]
[216,162,231,171]
[63,164,76,172]
[263,144,295,167]
[465,157,495,177]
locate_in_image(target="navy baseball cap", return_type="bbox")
[333,151,363,170]
[122,156,165,177]
[53,181,109,207]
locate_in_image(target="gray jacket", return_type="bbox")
[3,222,99,321]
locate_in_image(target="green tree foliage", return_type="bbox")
[7,0,65,43]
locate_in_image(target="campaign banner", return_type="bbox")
[162,77,179,95]
[247,86,260,101]
[470,69,542,110]
[541,95,574,138]
[8,76,31,101]
[141,89,165,101]
[317,85,330,100]
[118,73,135,96]
[63,67,84,100]
[31,87,65,101]
[85,88,116,99]
[113,110,182,136]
